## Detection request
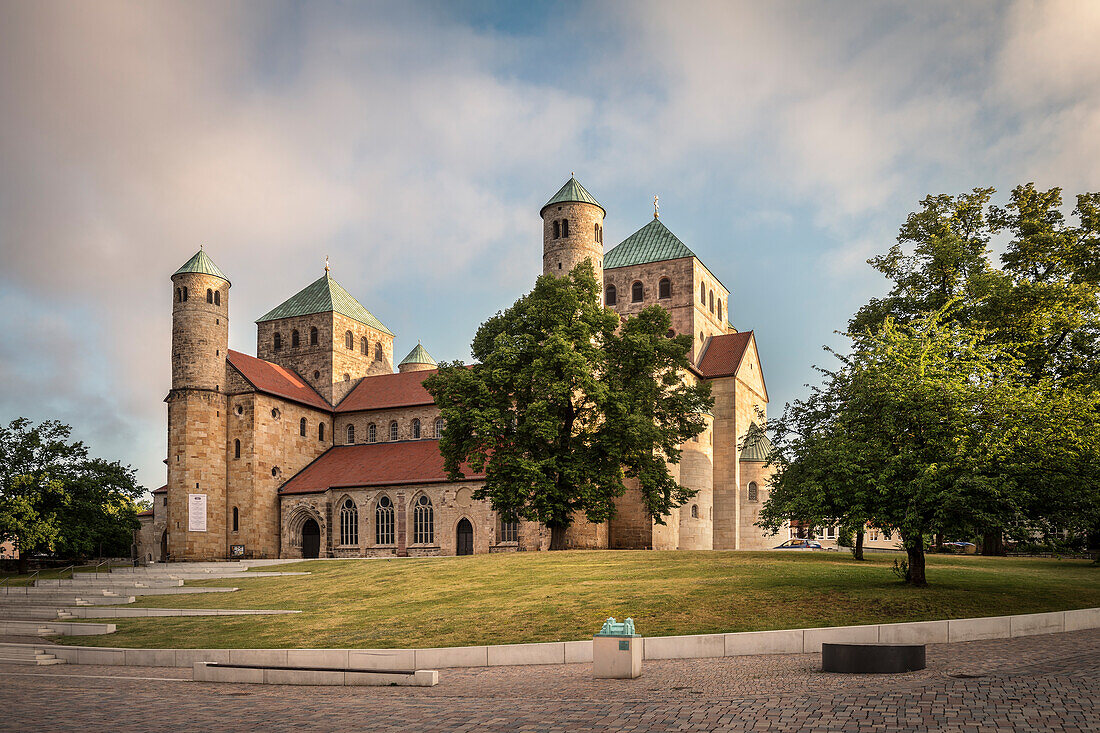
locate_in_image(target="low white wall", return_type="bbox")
[34,606,1100,670]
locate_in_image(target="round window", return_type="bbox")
[417,495,430,506]
[271,408,280,419]
[271,466,280,478]
[378,495,391,508]
[235,405,243,416]
[313,371,320,379]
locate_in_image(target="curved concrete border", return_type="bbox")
[25,607,1100,670]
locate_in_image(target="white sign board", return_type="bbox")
[188,493,207,532]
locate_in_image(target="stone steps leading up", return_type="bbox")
[0,619,115,636]
[0,594,136,606]
[0,644,65,665]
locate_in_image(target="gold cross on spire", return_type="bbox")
[324,255,330,273]
[654,195,659,219]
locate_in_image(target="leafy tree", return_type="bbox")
[761,310,1100,586]
[0,418,143,571]
[424,261,712,549]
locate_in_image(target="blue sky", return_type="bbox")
[2,0,1099,494]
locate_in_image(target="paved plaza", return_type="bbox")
[3,629,1098,731]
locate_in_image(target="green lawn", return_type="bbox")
[55,551,1100,649]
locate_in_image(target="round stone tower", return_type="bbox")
[541,175,606,282]
[171,248,230,391]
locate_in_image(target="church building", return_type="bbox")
[138,178,781,562]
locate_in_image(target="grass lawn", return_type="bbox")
[55,550,1100,650]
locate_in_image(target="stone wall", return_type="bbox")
[334,405,442,445]
[678,413,714,550]
[738,460,778,550]
[604,256,698,353]
[166,388,227,560]
[711,376,739,550]
[543,201,605,281]
[171,272,229,392]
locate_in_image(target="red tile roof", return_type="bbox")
[137,509,154,517]
[227,350,330,411]
[697,331,753,379]
[279,439,483,495]
[335,369,437,412]
[152,485,167,494]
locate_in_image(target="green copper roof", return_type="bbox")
[739,424,775,462]
[541,176,605,215]
[173,249,229,283]
[256,273,394,336]
[399,342,436,366]
[604,218,696,269]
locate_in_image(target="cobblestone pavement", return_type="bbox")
[3,629,1099,732]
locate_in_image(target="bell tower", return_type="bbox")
[541,175,606,282]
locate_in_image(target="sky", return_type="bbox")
[2,0,1099,495]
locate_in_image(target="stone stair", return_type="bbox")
[0,644,65,665]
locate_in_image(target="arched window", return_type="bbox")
[376,496,394,545]
[413,495,434,544]
[340,499,358,546]
[500,517,519,543]
[361,336,368,355]
[748,482,758,501]
[232,506,239,532]
[345,330,353,349]
[291,330,300,348]
[342,373,350,382]
[207,289,213,303]
[699,283,706,304]
[659,278,671,299]
[273,332,282,351]
[318,422,326,441]
[561,219,569,237]
[310,327,318,346]
[718,299,723,321]
[175,288,181,302]
[631,281,643,302]
[605,285,617,306]
[594,223,599,241]
[389,421,398,442]
[412,418,421,440]
[368,423,377,443]
[234,439,241,459]
[691,505,698,518]
[374,342,383,362]
[700,331,705,344]
[346,424,355,444]
[182,286,188,301]
[553,220,560,239]
[214,291,221,306]
[299,418,306,437]
[435,418,445,437]
[709,290,715,313]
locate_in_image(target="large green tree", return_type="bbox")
[0,418,144,571]
[424,261,713,549]
[761,310,1100,585]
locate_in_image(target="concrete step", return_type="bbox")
[0,644,66,666]
[39,579,184,588]
[0,619,114,637]
[0,594,135,606]
[0,606,69,620]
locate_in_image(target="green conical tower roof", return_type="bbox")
[541,175,605,215]
[173,248,229,283]
[256,272,393,336]
[604,218,696,269]
[739,424,775,462]
[399,342,436,367]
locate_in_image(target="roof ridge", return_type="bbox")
[256,273,394,336]
[173,249,230,283]
[541,176,605,215]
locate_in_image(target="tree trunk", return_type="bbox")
[17,553,29,575]
[549,524,567,551]
[981,530,1004,556]
[853,530,865,561]
[934,532,944,552]
[905,541,927,587]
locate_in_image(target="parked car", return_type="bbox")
[940,541,977,554]
[773,539,824,550]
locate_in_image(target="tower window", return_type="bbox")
[232,506,239,532]
[368,423,377,443]
[412,418,421,440]
[375,342,383,362]
[318,422,325,441]
[605,285,617,306]
[561,219,569,237]
[347,424,355,444]
[292,330,300,348]
[214,291,220,306]
[273,332,282,351]
[748,482,758,502]
[361,336,368,355]
[659,278,671,299]
[182,287,188,301]
[631,281,643,302]
[234,439,240,459]
[553,220,560,239]
[389,421,398,442]
[345,330,353,349]
[175,288,181,303]
[313,370,320,379]
[299,417,306,437]
[310,327,318,346]
[700,283,706,305]
[691,505,698,518]
[709,290,715,313]
[207,289,213,304]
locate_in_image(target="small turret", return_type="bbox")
[541,175,605,282]
[398,342,437,373]
[171,248,229,392]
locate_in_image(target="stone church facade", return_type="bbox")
[139,178,782,562]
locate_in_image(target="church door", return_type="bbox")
[456,518,473,556]
[302,519,320,559]
[160,531,168,562]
